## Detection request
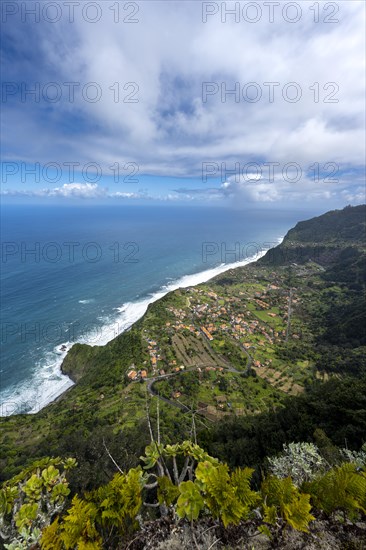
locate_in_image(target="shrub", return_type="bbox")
[267,442,325,486]
[0,457,76,550]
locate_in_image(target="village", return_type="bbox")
[124,265,310,417]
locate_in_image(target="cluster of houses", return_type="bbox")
[163,282,292,349]
[127,365,148,381]
[146,339,160,374]
[126,278,298,387]
[254,298,270,309]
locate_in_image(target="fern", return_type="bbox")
[231,467,261,511]
[261,476,314,532]
[41,467,143,549]
[263,504,277,525]
[96,468,143,537]
[206,464,244,526]
[195,462,256,527]
[305,463,366,520]
[40,518,63,550]
[41,496,102,550]
[283,493,314,532]
[59,496,101,549]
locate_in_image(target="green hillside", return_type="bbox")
[1,205,365,492]
[1,205,366,549]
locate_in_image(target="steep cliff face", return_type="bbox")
[61,343,98,383]
[284,205,366,243]
[258,205,366,269]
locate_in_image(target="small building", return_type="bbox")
[215,395,227,403]
[201,326,214,341]
[215,396,227,410]
[127,370,138,380]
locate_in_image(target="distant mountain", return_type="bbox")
[259,204,366,349]
[282,204,366,243]
[259,205,366,278]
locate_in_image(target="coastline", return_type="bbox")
[1,237,283,417]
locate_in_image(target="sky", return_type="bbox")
[1,0,365,209]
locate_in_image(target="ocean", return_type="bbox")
[0,204,314,416]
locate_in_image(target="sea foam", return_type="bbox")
[0,238,282,416]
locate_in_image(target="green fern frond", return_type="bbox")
[283,493,314,532]
[231,467,260,510]
[306,462,366,520]
[261,476,314,532]
[40,518,62,550]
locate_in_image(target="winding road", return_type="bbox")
[143,345,253,413]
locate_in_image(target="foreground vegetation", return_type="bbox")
[1,437,366,549]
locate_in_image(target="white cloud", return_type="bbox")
[221,171,365,207]
[1,183,106,199]
[1,184,159,201]
[49,183,107,198]
[2,0,365,207]
[111,191,151,200]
